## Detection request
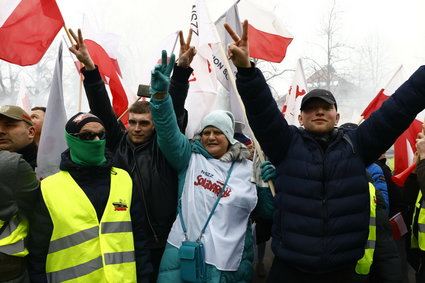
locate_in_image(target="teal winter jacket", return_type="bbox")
[150,94,273,283]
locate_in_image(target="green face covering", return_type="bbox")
[65,132,107,166]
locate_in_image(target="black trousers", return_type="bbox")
[267,256,355,283]
[149,246,165,283]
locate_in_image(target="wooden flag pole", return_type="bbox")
[210,22,276,196]
[117,96,142,122]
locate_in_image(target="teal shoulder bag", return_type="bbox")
[178,161,235,283]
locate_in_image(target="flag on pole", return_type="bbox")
[361,65,405,119]
[184,0,219,138]
[139,31,179,86]
[83,39,128,118]
[0,0,64,66]
[213,3,250,133]
[78,19,130,118]
[16,75,31,113]
[237,0,293,63]
[282,59,307,125]
[393,118,423,175]
[36,42,67,180]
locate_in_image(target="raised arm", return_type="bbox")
[68,28,124,150]
[150,51,192,172]
[169,30,196,133]
[356,66,425,165]
[224,21,293,164]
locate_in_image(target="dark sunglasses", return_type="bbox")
[71,131,106,141]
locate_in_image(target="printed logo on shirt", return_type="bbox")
[112,199,128,211]
[194,170,232,198]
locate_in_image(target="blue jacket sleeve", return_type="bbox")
[356,66,425,165]
[235,66,294,165]
[367,164,390,214]
[150,95,192,173]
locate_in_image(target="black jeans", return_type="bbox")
[267,257,355,283]
[149,246,165,283]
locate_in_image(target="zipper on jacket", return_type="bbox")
[307,131,343,266]
[131,149,159,243]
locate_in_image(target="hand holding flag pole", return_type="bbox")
[223,20,276,196]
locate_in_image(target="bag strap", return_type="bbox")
[179,161,236,242]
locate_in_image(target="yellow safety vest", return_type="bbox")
[411,191,425,250]
[355,183,377,275]
[0,214,28,257]
[41,167,137,283]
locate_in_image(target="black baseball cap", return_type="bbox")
[300,89,337,111]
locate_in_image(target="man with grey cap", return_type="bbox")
[0,105,37,169]
[225,21,425,282]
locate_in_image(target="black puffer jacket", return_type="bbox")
[82,65,192,248]
[235,65,425,273]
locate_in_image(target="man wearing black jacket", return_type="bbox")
[0,105,38,169]
[69,28,195,281]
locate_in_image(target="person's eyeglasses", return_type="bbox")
[71,131,106,141]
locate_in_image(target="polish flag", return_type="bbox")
[361,65,405,119]
[361,65,423,176]
[0,0,64,66]
[213,3,251,134]
[237,0,293,63]
[282,59,307,125]
[184,0,219,138]
[393,118,423,175]
[84,39,128,118]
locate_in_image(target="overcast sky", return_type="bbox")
[3,0,425,116]
[56,0,425,88]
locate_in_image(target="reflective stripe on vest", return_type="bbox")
[0,214,28,257]
[41,168,137,283]
[411,191,425,250]
[355,183,377,275]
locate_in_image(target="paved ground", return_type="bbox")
[251,240,417,283]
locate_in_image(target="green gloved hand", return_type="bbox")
[149,50,176,95]
[260,161,276,182]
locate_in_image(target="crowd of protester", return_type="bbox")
[2,20,425,283]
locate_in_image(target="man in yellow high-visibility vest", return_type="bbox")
[0,150,39,282]
[28,112,152,283]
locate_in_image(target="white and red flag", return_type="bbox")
[238,0,293,63]
[184,0,220,138]
[36,43,67,180]
[282,59,307,125]
[213,3,250,133]
[361,65,405,119]
[360,65,423,176]
[0,0,64,66]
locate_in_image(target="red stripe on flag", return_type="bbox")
[394,119,422,175]
[248,24,293,63]
[361,89,389,119]
[84,39,128,117]
[0,0,64,66]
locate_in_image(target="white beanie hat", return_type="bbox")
[200,110,237,144]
